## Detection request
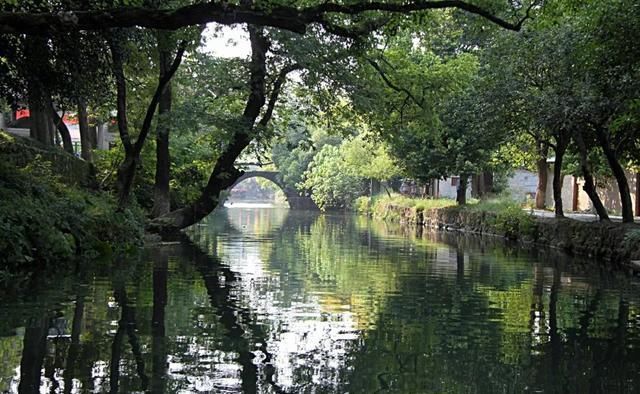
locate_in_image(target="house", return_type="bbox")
[418,170,538,202]
[0,109,115,152]
[544,158,640,215]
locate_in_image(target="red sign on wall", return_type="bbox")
[15,109,30,120]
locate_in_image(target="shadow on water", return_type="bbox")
[3,208,640,393]
[5,235,292,393]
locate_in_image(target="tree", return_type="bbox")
[571,0,640,222]
[0,1,532,36]
[299,144,365,210]
[108,30,189,207]
[152,31,180,217]
[341,134,401,196]
[349,26,504,205]
[271,120,342,193]
[2,0,538,233]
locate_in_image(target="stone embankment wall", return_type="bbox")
[376,204,640,268]
[0,131,93,186]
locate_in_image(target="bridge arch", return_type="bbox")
[226,171,319,210]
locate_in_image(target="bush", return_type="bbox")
[354,196,372,215]
[0,159,144,284]
[359,194,456,223]
[491,205,536,240]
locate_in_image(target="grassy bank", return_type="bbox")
[0,152,144,288]
[355,194,457,222]
[356,194,640,266]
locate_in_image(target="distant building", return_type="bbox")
[1,109,116,152]
[399,165,640,217]
[544,158,640,216]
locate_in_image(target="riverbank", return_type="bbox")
[0,132,144,289]
[356,195,640,267]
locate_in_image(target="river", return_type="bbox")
[1,207,640,393]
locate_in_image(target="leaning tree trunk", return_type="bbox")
[574,130,610,221]
[594,126,634,223]
[151,34,174,218]
[535,142,549,209]
[552,134,569,218]
[51,108,74,154]
[150,27,301,234]
[148,131,249,233]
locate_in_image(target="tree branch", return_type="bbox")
[258,63,301,126]
[366,58,424,107]
[1,1,529,36]
[133,40,188,156]
[108,36,132,154]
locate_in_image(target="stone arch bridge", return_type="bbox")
[228,171,319,210]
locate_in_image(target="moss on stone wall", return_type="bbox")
[0,131,93,186]
[365,196,640,267]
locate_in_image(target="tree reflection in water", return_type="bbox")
[1,208,640,393]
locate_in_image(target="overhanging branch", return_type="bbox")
[259,63,302,126]
[366,58,424,107]
[133,40,188,156]
[0,1,531,36]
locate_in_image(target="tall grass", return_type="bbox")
[355,193,456,218]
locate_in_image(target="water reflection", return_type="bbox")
[0,208,639,393]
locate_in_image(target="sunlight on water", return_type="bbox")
[223,202,279,209]
[1,208,640,393]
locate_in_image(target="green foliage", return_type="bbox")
[491,205,536,240]
[341,133,401,183]
[460,196,536,239]
[299,145,365,210]
[354,196,372,215]
[93,139,157,209]
[357,194,456,222]
[0,159,144,284]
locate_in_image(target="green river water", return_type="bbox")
[1,207,640,393]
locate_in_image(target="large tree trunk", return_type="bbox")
[77,98,93,162]
[552,134,569,218]
[456,175,468,205]
[151,35,174,218]
[109,37,187,208]
[51,108,74,154]
[150,27,301,234]
[29,99,55,146]
[574,130,610,221]
[593,126,634,223]
[25,36,55,146]
[535,142,549,210]
[27,83,55,146]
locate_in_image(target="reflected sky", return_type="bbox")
[1,207,640,393]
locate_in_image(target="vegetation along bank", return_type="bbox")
[0,132,144,288]
[356,195,640,268]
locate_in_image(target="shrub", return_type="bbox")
[0,159,144,283]
[491,205,536,240]
[354,196,372,215]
